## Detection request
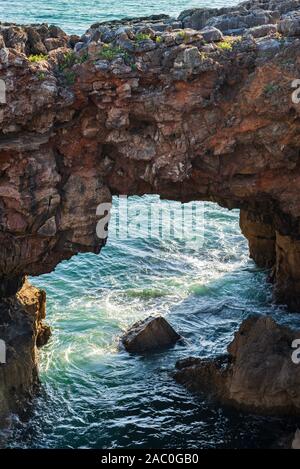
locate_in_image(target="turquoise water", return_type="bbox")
[1,0,298,450]
[0,0,239,34]
[4,198,299,449]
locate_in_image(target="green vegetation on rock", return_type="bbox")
[135,33,151,42]
[28,54,48,63]
[98,44,126,61]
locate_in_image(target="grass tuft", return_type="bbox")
[98,44,126,61]
[28,54,48,63]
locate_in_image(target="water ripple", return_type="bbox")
[2,198,296,448]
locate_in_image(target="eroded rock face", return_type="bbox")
[174,315,300,414]
[1,0,300,421]
[179,0,286,33]
[240,209,276,268]
[0,280,51,420]
[0,23,69,55]
[122,316,181,353]
[0,0,300,310]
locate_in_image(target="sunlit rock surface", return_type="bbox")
[174,315,300,414]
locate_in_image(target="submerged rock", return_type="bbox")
[122,316,181,353]
[174,316,300,414]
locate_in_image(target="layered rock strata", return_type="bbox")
[0,281,50,420]
[1,1,300,308]
[1,0,300,415]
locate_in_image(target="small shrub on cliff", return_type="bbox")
[274,31,283,39]
[98,44,126,61]
[177,30,190,43]
[58,51,89,72]
[217,40,233,51]
[59,51,77,71]
[37,72,46,80]
[135,33,151,42]
[28,54,48,63]
[63,70,76,85]
[79,51,89,63]
[217,36,241,52]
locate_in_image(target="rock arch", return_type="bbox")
[1,0,300,417]
[0,28,300,309]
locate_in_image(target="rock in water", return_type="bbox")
[174,316,300,415]
[122,316,181,353]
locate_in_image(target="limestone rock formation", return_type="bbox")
[0,280,51,420]
[122,316,181,353]
[174,315,300,414]
[240,209,276,268]
[2,0,300,417]
[0,0,300,310]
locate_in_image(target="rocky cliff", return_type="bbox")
[0,280,50,420]
[1,0,300,415]
[175,315,300,414]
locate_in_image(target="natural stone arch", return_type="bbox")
[0,2,300,312]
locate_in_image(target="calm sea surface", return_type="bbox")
[0,0,239,34]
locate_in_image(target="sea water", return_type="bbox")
[1,0,298,449]
[2,0,238,34]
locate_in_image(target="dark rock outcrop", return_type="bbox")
[122,316,181,353]
[240,210,276,268]
[0,22,69,56]
[0,280,51,421]
[174,316,300,414]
